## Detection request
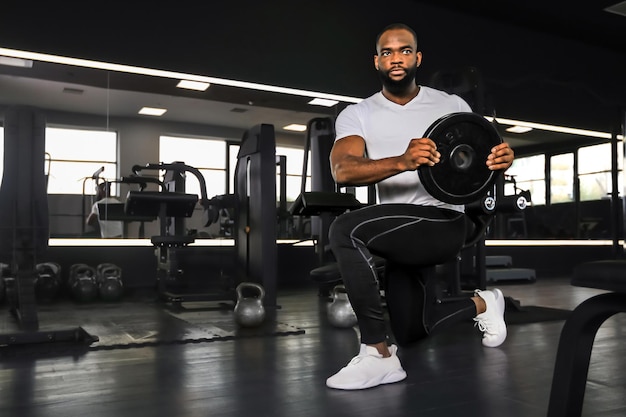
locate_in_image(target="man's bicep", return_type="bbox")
[330,136,366,163]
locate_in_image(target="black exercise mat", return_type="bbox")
[0,300,304,355]
[504,298,571,325]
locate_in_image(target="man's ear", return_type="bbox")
[374,55,379,71]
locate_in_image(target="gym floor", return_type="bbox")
[0,276,624,417]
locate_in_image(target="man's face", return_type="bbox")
[374,29,421,94]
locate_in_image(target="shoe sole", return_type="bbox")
[326,369,407,390]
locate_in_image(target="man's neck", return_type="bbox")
[381,85,420,105]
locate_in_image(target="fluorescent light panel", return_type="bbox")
[308,98,339,107]
[139,107,167,116]
[177,79,210,91]
[0,56,33,68]
[283,123,307,132]
[506,125,533,134]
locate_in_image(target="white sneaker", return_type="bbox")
[326,344,407,390]
[474,288,507,347]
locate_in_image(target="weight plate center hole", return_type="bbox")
[450,144,476,172]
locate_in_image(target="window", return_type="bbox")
[229,144,311,202]
[276,146,310,202]
[550,153,574,204]
[1,125,117,194]
[578,143,623,201]
[159,136,227,198]
[506,154,546,205]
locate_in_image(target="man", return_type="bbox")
[326,23,514,390]
[86,181,123,238]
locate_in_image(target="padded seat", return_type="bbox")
[547,259,626,417]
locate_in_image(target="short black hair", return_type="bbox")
[375,23,419,52]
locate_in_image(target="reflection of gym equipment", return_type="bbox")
[0,106,97,346]
[68,263,98,302]
[34,262,62,303]
[124,161,231,304]
[81,167,158,238]
[81,166,105,236]
[203,124,281,308]
[290,117,365,293]
[96,263,124,302]
[233,124,278,308]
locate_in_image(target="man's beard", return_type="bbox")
[378,65,418,95]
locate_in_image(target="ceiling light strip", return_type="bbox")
[0,47,362,104]
[3,46,623,140]
[485,116,623,140]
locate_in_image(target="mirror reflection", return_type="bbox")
[0,54,623,241]
[0,56,341,239]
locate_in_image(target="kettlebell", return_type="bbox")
[96,263,124,302]
[234,282,266,327]
[35,262,62,303]
[68,263,98,302]
[328,284,358,328]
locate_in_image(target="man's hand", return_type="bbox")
[486,142,514,171]
[401,138,441,171]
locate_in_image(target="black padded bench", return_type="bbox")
[547,259,626,417]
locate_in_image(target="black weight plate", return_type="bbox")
[418,112,502,205]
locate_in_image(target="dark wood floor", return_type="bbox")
[1,275,625,417]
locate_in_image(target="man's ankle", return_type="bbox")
[368,342,391,357]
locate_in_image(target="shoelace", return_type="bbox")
[474,317,495,334]
[347,352,381,367]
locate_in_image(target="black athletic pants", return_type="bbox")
[328,203,477,346]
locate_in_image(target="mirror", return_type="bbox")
[0,55,340,239]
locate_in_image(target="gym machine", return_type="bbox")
[0,106,97,346]
[231,123,279,308]
[202,124,281,308]
[125,124,280,309]
[81,168,157,238]
[290,118,364,291]
[124,161,234,304]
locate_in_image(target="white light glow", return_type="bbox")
[486,116,624,140]
[139,107,167,116]
[177,79,211,91]
[283,123,307,132]
[308,98,339,107]
[0,56,33,67]
[506,125,533,134]
[486,239,624,246]
[0,47,362,104]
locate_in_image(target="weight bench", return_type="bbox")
[125,162,235,305]
[289,191,365,293]
[547,259,626,417]
[125,190,199,301]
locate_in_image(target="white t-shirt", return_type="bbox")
[91,197,124,238]
[334,86,472,211]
